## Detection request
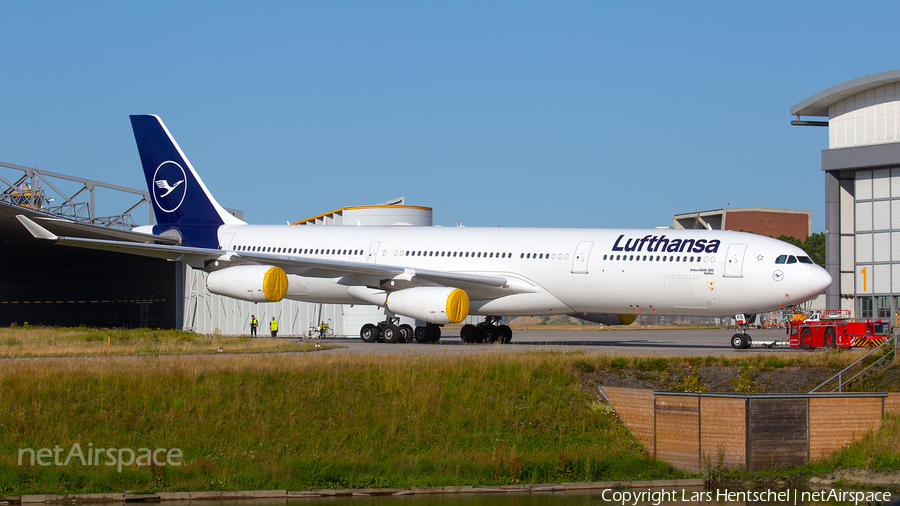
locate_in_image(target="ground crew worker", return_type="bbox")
[270,317,278,338]
[318,321,328,339]
[249,315,258,337]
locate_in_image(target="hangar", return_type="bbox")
[792,69,900,321]
[0,161,429,335]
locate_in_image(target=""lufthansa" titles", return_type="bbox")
[611,234,721,254]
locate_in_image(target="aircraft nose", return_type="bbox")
[809,266,833,295]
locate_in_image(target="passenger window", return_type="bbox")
[603,254,607,260]
[775,255,787,264]
[787,255,797,264]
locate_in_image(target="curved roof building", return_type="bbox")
[792,70,900,318]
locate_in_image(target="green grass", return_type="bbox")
[1,328,896,494]
[0,352,685,495]
[0,325,340,357]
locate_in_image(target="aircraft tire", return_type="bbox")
[483,326,497,343]
[360,324,380,343]
[399,324,414,343]
[414,325,432,343]
[460,324,476,343]
[499,325,512,344]
[473,325,486,343]
[429,324,441,343]
[730,334,747,350]
[382,324,401,343]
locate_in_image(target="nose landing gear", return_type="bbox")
[730,313,755,350]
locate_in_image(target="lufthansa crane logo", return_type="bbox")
[152,161,187,213]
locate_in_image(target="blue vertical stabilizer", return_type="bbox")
[130,115,244,248]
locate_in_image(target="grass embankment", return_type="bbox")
[1,328,897,494]
[0,352,682,495]
[0,326,340,358]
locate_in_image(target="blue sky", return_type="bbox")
[1,2,897,232]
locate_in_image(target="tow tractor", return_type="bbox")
[787,310,891,349]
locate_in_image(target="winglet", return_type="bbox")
[16,215,59,240]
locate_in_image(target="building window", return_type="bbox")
[859,297,873,319]
[876,296,892,319]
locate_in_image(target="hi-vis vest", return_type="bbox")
[250,317,258,327]
[270,319,278,331]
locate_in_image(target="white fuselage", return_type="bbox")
[215,224,831,318]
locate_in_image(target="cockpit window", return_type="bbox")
[797,256,814,264]
[787,255,797,264]
[775,255,787,264]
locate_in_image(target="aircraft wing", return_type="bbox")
[16,215,515,294]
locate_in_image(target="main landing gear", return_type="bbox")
[460,316,513,344]
[359,318,441,344]
[360,317,415,344]
[413,323,442,344]
[729,313,755,350]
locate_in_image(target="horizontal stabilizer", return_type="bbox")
[16,215,58,240]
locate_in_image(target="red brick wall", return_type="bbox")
[724,211,809,239]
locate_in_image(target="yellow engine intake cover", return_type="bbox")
[617,314,637,325]
[445,288,470,323]
[263,266,288,302]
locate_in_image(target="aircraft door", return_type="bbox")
[571,241,593,274]
[367,242,380,264]
[723,243,747,278]
[220,233,235,250]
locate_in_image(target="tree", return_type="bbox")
[776,232,825,268]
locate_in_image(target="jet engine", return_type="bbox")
[385,286,470,324]
[206,265,289,303]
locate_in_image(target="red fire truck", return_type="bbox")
[788,310,891,349]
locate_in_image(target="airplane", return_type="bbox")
[16,115,833,349]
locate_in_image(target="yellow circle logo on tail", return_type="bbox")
[262,266,288,302]
[445,289,470,323]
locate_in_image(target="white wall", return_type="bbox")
[829,83,900,149]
